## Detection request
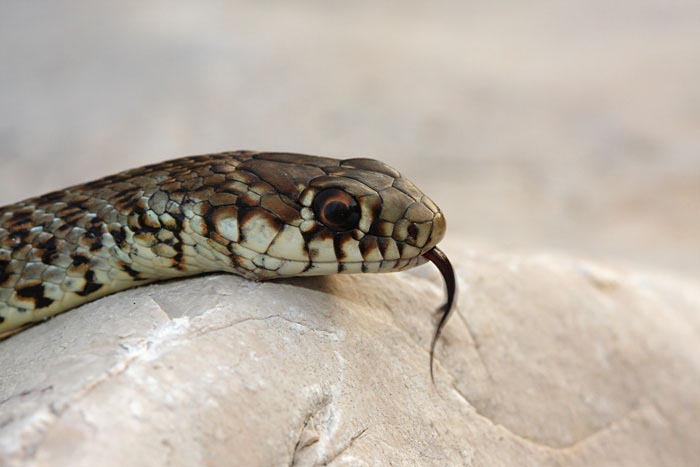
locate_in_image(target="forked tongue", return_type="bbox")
[422,247,457,382]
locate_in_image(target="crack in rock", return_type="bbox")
[289,413,320,467]
[0,385,54,409]
[195,314,338,339]
[319,427,368,466]
[289,391,334,467]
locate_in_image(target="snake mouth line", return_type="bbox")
[249,251,429,267]
[422,246,457,382]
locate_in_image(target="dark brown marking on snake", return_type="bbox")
[83,169,133,189]
[158,215,178,231]
[0,315,4,324]
[10,245,31,260]
[133,232,157,247]
[172,241,185,271]
[367,218,385,237]
[209,231,230,246]
[38,190,67,203]
[9,230,30,243]
[138,213,161,233]
[236,207,282,244]
[16,283,54,309]
[6,209,33,227]
[308,247,320,259]
[84,224,105,252]
[0,260,11,286]
[119,262,142,280]
[110,227,127,246]
[8,207,34,217]
[63,213,83,226]
[84,235,103,253]
[359,236,379,260]
[7,220,33,235]
[68,196,90,208]
[76,270,103,297]
[89,216,104,227]
[114,188,142,211]
[300,224,326,245]
[127,213,141,231]
[163,211,186,232]
[113,187,138,200]
[71,254,91,267]
[56,223,74,235]
[301,236,310,261]
[376,237,392,259]
[396,242,406,257]
[202,210,219,237]
[39,236,60,264]
[351,228,364,242]
[160,236,175,246]
[67,257,91,277]
[56,205,82,219]
[332,235,348,261]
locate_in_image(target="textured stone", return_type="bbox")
[1,245,699,466]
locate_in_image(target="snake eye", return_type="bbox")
[312,188,361,232]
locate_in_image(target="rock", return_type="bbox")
[1,245,699,466]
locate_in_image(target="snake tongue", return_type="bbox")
[422,246,457,382]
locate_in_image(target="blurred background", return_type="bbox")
[1,1,698,278]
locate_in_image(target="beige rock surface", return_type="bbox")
[1,246,699,466]
[2,1,700,466]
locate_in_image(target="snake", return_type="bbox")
[0,151,455,374]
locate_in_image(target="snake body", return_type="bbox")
[0,151,447,336]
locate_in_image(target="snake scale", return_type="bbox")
[0,151,455,372]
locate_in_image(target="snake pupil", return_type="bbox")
[313,188,361,232]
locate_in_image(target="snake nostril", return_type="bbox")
[407,223,419,241]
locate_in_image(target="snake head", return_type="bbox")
[205,153,446,278]
[296,158,447,276]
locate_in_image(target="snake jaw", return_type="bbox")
[422,246,457,383]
